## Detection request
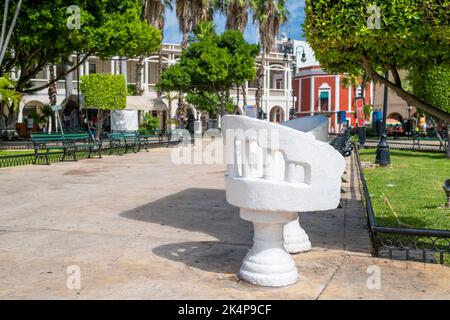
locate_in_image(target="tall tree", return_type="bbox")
[135,0,173,96]
[1,0,161,121]
[175,0,214,121]
[251,0,288,111]
[80,74,126,138]
[304,0,450,122]
[221,0,250,107]
[157,22,259,118]
[176,0,213,49]
[223,0,249,32]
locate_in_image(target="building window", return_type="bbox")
[275,79,282,89]
[319,90,330,112]
[89,63,97,74]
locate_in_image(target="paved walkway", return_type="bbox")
[0,147,449,299]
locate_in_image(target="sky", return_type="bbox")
[163,1,306,44]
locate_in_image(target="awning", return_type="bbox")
[126,94,167,112]
[319,91,329,99]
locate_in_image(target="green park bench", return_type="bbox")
[166,129,189,147]
[108,131,139,155]
[413,133,448,151]
[31,132,102,165]
[137,129,163,151]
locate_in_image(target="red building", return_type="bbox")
[292,41,374,132]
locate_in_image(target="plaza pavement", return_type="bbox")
[0,147,449,299]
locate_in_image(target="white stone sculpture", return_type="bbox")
[281,115,331,254]
[282,115,330,142]
[223,115,345,287]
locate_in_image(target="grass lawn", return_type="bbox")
[0,150,35,156]
[359,148,450,231]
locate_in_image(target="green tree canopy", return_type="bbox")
[0,76,22,128]
[1,0,161,94]
[304,0,450,121]
[410,65,450,114]
[80,74,126,110]
[157,21,259,116]
[80,73,126,137]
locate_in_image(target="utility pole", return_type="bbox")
[375,71,391,166]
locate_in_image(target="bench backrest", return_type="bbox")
[64,133,90,141]
[31,133,65,142]
[31,132,92,143]
[108,131,138,140]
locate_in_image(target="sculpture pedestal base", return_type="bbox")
[284,217,312,254]
[239,209,298,287]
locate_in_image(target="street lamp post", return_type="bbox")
[406,105,413,138]
[290,61,297,119]
[288,44,307,120]
[375,72,391,166]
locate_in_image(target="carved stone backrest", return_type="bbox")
[223,115,345,212]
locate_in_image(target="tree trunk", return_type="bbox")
[241,83,248,107]
[168,99,172,121]
[177,93,185,121]
[166,99,172,130]
[255,54,266,112]
[5,105,17,129]
[48,64,57,106]
[135,56,144,96]
[181,32,188,50]
[1,101,18,129]
[95,109,106,139]
[0,101,7,128]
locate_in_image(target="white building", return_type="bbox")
[11,42,295,132]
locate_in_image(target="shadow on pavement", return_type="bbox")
[120,187,370,273]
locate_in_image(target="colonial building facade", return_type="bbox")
[292,41,374,132]
[11,42,294,132]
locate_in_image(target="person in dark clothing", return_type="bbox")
[187,114,195,144]
[187,114,195,134]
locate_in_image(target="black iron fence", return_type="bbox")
[364,138,447,153]
[354,142,450,265]
[0,141,164,169]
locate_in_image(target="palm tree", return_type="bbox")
[251,0,288,112]
[224,0,249,32]
[221,0,250,107]
[161,90,176,129]
[135,0,173,96]
[0,76,21,129]
[176,0,214,49]
[175,0,214,123]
